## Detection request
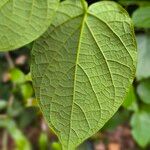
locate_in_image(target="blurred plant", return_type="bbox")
[0,118,32,150]
[0,50,62,150]
[122,2,150,148]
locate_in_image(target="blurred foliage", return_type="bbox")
[137,79,150,104]
[132,6,150,28]
[0,118,32,150]
[136,33,150,80]
[131,109,150,148]
[123,86,136,109]
[0,0,150,150]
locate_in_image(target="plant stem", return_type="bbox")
[5,52,15,107]
[81,0,87,12]
[2,131,8,150]
[8,94,14,108]
[5,52,14,69]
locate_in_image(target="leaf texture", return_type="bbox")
[31,0,137,149]
[0,0,59,51]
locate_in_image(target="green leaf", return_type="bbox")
[7,120,32,150]
[31,0,137,149]
[21,83,33,100]
[0,100,7,110]
[137,79,150,104]
[119,0,150,6]
[123,86,136,108]
[103,110,130,131]
[141,104,150,112]
[132,6,150,28]
[38,133,48,150]
[136,33,150,80]
[123,85,138,113]
[0,118,32,150]
[25,72,32,82]
[10,68,25,84]
[51,142,62,150]
[0,0,59,51]
[131,110,150,147]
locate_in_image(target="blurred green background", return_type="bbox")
[0,0,150,150]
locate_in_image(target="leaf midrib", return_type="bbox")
[0,0,9,10]
[67,12,87,149]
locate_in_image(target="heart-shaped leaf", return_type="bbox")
[31,0,137,149]
[0,0,59,51]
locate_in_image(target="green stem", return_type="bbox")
[81,0,87,12]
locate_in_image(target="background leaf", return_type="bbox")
[137,79,150,104]
[51,142,62,150]
[119,0,150,6]
[38,133,49,150]
[0,0,59,51]
[0,99,7,110]
[0,118,32,150]
[132,6,150,28]
[31,0,136,149]
[131,109,150,147]
[21,83,33,100]
[10,68,25,84]
[123,86,136,108]
[136,33,150,80]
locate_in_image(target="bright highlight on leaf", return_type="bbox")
[0,0,59,51]
[31,0,137,149]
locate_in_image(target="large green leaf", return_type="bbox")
[136,33,150,80]
[31,0,137,149]
[132,6,150,28]
[131,109,150,147]
[0,0,59,51]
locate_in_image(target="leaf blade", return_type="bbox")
[0,0,59,51]
[31,1,137,149]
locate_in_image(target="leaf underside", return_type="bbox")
[31,0,137,149]
[0,0,59,51]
